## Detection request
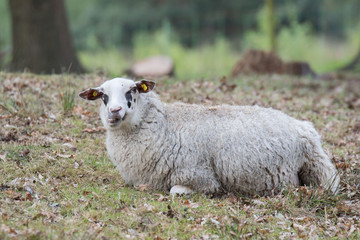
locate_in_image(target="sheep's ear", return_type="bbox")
[79,88,103,100]
[135,80,155,93]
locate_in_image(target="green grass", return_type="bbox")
[0,72,359,239]
[61,89,76,113]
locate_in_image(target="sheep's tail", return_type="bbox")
[297,122,340,194]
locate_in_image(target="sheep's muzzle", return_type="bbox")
[107,113,126,126]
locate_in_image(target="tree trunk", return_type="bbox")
[9,0,83,74]
[340,46,360,71]
[265,0,276,52]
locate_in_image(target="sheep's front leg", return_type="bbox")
[170,185,194,195]
[170,168,221,194]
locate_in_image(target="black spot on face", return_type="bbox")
[125,90,132,108]
[134,98,136,103]
[101,94,109,105]
[125,90,132,102]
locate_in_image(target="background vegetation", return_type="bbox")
[0,0,360,78]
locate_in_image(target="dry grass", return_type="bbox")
[0,72,359,239]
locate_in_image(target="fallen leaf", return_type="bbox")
[259,228,272,234]
[8,178,24,188]
[182,200,199,208]
[19,149,30,157]
[26,192,33,201]
[57,154,74,159]
[0,114,11,120]
[32,210,57,222]
[226,194,238,204]
[0,224,17,235]
[252,199,265,206]
[255,216,268,223]
[292,223,306,232]
[2,214,8,221]
[9,227,16,234]
[210,218,220,226]
[143,203,155,212]
[62,143,77,151]
[166,205,175,218]
[336,203,351,213]
[82,127,106,133]
[127,228,139,236]
[4,189,21,200]
[347,225,356,237]
[294,217,311,223]
[38,174,44,181]
[25,186,34,195]
[336,162,351,170]
[218,76,237,93]
[82,191,99,199]
[137,184,152,192]
[1,131,18,142]
[47,113,57,119]
[155,193,168,202]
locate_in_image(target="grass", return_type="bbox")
[61,89,76,113]
[0,72,359,239]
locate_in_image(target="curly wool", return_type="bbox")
[105,91,339,196]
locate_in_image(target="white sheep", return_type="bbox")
[79,78,339,196]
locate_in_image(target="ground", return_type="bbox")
[0,72,359,239]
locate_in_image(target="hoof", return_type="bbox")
[170,185,194,195]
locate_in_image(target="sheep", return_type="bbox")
[79,77,339,196]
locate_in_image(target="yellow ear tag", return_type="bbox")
[93,91,98,97]
[141,83,148,91]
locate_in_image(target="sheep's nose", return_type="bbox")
[110,106,122,113]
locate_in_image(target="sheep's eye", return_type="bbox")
[101,94,109,105]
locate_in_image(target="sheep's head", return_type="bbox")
[79,78,155,129]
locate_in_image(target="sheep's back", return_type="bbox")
[165,103,310,195]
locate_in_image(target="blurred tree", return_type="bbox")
[9,0,83,73]
[66,0,263,49]
[265,0,276,52]
[341,45,360,71]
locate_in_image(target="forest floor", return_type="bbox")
[0,72,359,239]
